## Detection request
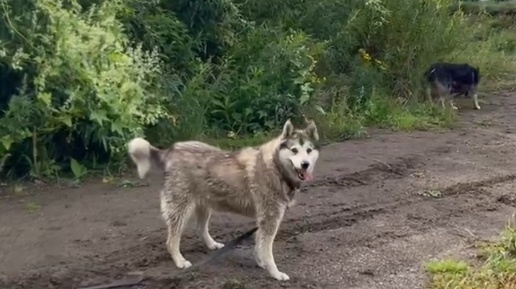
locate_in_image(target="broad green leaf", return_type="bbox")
[70,158,86,179]
[37,92,52,107]
[90,110,108,125]
[0,136,14,151]
[300,94,310,105]
[60,115,73,127]
[315,105,326,115]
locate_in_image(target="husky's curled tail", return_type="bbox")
[127,137,167,178]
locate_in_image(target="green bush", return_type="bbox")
[204,27,326,134]
[0,0,168,177]
[0,0,512,179]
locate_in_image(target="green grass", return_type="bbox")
[201,94,458,151]
[454,1,516,16]
[25,201,41,213]
[427,259,471,275]
[364,97,457,131]
[427,219,516,289]
[203,133,279,150]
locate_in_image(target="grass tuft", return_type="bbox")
[427,216,516,289]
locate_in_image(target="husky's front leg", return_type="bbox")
[255,205,289,281]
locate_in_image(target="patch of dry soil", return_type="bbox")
[2,92,516,289]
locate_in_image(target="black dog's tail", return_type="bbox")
[422,66,437,101]
[424,66,437,82]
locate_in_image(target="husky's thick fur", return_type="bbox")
[127,119,320,281]
[424,62,481,110]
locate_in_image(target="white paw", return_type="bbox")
[207,241,224,250]
[452,106,458,110]
[175,259,192,269]
[475,105,481,110]
[271,271,290,281]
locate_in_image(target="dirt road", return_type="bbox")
[1,92,516,289]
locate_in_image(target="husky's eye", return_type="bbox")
[307,148,312,154]
[291,148,299,154]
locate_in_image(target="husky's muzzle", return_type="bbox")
[294,161,313,181]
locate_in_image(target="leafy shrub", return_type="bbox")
[204,27,326,134]
[0,0,169,177]
[0,0,512,179]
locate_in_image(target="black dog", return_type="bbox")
[424,62,481,110]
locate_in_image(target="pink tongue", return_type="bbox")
[304,172,313,181]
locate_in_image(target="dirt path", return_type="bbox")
[1,92,516,289]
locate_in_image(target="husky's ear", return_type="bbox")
[281,119,295,139]
[305,120,319,141]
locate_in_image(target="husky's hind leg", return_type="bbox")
[161,192,194,269]
[195,206,224,250]
[255,205,289,281]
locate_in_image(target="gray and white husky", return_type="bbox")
[127,119,321,280]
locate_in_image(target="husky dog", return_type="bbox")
[424,62,481,110]
[127,119,320,281]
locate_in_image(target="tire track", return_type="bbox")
[302,156,419,191]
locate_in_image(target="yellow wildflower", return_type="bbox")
[359,48,387,71]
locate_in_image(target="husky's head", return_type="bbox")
[277,119,320,182]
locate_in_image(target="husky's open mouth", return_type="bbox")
[296,169,313,181]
